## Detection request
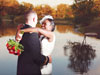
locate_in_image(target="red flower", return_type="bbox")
[9,50,14,54]
[14,51,18,55]
[7,46,12,51]
[14,50,21,56]
[12,46,15,50]
[17,49,20,52]
[6,43,9,47]
[17,50,21,56]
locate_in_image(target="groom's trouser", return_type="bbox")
[17,52,41,75]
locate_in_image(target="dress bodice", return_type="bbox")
[41,34,55,56]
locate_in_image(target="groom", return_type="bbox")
[17,10,51,75]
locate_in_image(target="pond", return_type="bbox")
[0,25,100,75]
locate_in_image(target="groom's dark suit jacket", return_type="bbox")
[17,24,47,75]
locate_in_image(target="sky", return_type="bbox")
[17,0,74,7]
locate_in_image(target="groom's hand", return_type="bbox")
[48,55,52,63]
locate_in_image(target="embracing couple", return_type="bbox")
[15,10,55,75]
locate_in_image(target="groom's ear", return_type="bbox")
[33,18,35,22]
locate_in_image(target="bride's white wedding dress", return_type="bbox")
[40,34,55,75]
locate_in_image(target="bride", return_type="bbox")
[16,15,56,75]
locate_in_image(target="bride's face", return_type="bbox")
[41,20,52,31]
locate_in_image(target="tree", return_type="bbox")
[66,6,73,19]
[34,5,44,18]
[94,0,100,16]
[0,0,20,19]
[0,0,19,7]
[56,4,68,18]
[22,2,34,11]
[72,0,99,26]
[51,8,57,18]
[34,5,53,18]
[42,5,53,15]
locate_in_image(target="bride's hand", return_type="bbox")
[48,55,52,63]
[15,30,22,42]
[17,24,23,30]
[15,24,24,41]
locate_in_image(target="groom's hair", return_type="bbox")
[24,10,37,22]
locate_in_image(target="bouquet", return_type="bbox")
[6,39,24,56]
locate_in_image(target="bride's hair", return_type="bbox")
[47,19,55,32]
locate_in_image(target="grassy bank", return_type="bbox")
[78,17,100,38]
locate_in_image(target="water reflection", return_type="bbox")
[64,36,96,74]
[0,21,17,37]
[56,25,74,33]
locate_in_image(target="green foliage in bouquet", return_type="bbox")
[7,39,24,52]
[20,31,24,34]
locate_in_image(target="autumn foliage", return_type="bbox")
[0,0,73,19]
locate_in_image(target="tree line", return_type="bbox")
[0,0,100,26]
[0,0,72,19]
